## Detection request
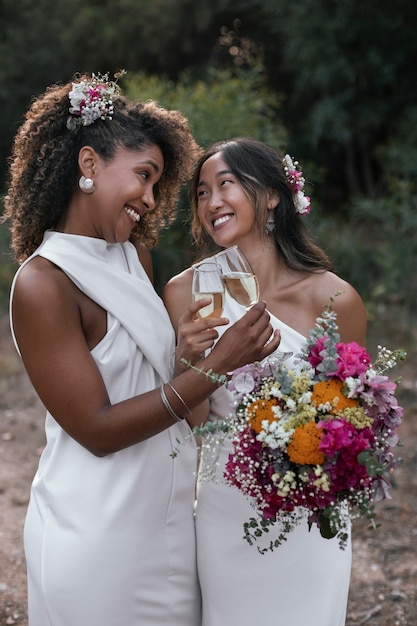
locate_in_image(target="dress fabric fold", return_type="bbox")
[9,231,200,626]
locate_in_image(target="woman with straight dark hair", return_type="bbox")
[164,137,367,626]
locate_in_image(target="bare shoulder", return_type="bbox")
[162,267,193,328]
[12,256,84,348]
[13,256,79,318]
[309,271,364,309]
[309,271,367,345]
[163,267,193,302]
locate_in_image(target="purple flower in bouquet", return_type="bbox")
[227,364,262,401]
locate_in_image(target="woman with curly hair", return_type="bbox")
[3,76,280,626]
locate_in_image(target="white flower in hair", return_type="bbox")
[283,154,311,216]
[295,191,311,215]
[66,70,126,130]
[68,82,88,114]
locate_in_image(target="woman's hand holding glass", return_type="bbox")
[175,296,229,372]
[175,254,283,377]
[175,298,281,378]
[215,246,292,364]
[214,246,259,310]
[204,301,281,374]
[192,261,225,319]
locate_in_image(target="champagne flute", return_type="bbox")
[215,246,293,363]
[192,261,225,319]
[214,245,259,310]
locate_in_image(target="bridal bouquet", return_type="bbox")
[219,300,406,552]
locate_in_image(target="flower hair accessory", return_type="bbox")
[66,70,126,130]
[283,154,311,216]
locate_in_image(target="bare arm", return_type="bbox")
[12,260,280,456]
[163,268,218,427]
[314,274,367,346]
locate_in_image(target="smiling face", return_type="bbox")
[59,143,164,243]
[92,144,164,243]
[196,152,259,249]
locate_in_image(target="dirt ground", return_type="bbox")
[0,313,416,626]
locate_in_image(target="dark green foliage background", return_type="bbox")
[1,0,416,333]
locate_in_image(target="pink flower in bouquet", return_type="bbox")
[332,342,371,380]
[319,419,374,491]
[307,336,327,370]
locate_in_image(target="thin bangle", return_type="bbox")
[166,381,192,416]
[160,384,184,423]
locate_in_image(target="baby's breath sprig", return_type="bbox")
[372,346,407,375]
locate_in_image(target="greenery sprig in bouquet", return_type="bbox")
[196,298,406,553]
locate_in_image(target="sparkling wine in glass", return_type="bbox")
[215,245,259,309]
[216,246,293,364]
[192,261,225,319]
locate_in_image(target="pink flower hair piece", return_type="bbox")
[283,154,311,216]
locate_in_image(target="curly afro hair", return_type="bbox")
[2,73,201,262]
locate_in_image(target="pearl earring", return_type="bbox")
[79,176,96,194]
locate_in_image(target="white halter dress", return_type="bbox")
[195,292,351,626]
[9,231,200,626]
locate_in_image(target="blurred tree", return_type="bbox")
[349,105,417,314]
[0,0,227,186]
[258,0,417,205]
[2,0,415,204]
[126,65,285,149]
[1,0,416,314]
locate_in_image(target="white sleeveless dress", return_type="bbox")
[195,293,351,626]
[9,231,200,626]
